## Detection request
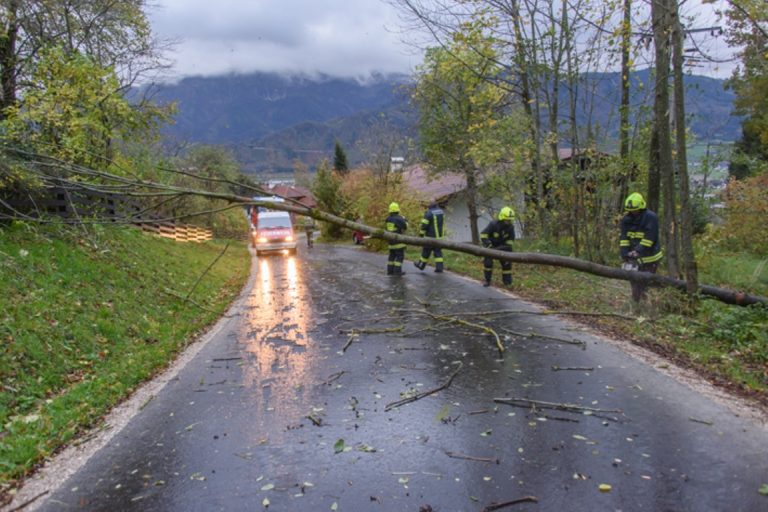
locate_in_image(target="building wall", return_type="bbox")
[441,192,525,243]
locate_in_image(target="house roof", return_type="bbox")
[266,184,317,208]
[400,165,466,203]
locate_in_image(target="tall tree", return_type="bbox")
[2,46,167,168]
[670,0,697,294]
[651,0,680,278]
[0,0,169,117]
[413,24,521,244]
[723,0,768,178]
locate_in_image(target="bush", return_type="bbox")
[719,173,768,254]
[341,168,425,251]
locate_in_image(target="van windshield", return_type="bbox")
[259,216,291,229]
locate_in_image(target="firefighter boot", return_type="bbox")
[435,261,444,273]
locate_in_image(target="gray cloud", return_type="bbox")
[149,0,419,79]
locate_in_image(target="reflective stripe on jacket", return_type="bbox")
[385,213,408,249]
[419,206,444,238]
[480,219,515,249]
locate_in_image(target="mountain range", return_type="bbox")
[143,70,740,176]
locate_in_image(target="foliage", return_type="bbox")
[724,0,768,177]
[311,159,350,239]
[2,47,168,169]
[719,173,768,254]
[413,23,526,242]
[0,223,249,486]
[341,168,424,251]
[166,145,249,238]
[0,0,166,113]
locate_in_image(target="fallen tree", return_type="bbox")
[2,146,765,308]
[249,198,767,308]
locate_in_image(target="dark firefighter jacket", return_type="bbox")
[480,219,515,250]
[419,206,445,238]
[385,213,408,249]
[619,209,663,264]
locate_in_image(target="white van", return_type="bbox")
[252,211,297,255]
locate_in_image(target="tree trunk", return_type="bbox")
[245,198,766,307]
[617,0,632,211]
[670,0,698,295]
[651,0,680,278]
[509,0,544,237]
[647,126,661,213]
[0,0,20,118]
[465,170,480,244]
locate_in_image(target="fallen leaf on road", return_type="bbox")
[334,439,345,453]
[759,484,768,496]
[598,484,612,492]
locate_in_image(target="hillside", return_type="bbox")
[144,69,740,175]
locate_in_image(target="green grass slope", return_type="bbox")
[0,223,249,494]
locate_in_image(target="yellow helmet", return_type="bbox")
[388,202,400,213]
[624,192,646,212]
[498,206,515,221]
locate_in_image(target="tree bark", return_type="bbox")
[0,0,20,117]
[670,0,698,295]
[617,0,632,211]
[651,0,680,278]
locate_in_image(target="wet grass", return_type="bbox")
[403,241,768,404]
[0,223,249,493]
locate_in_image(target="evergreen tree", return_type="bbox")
[333,141,349,174]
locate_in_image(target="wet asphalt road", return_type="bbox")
[33,242,768,512]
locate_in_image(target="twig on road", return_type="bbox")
[445,451,499,464]
[385,362,463,411]
[322,371,345,386]
[443,308,635,321]
[5,490,50,512]
[397,308,505,356]
[342,333,358,352]
[481,496,539,511]
[494,397,622,421]
[500,327,586,348]
[551,365,594,371]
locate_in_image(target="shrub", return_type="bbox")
[719,173,768,254]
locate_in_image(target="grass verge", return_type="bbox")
[0,222,249,497]
[403,241,767,404]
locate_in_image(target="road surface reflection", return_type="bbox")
[242,254,319,440]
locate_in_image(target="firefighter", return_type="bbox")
[385,202,408,276]
[480,206,516,287]
[414,202,445,272]
[303,216,315,248]
[620,192,663,301]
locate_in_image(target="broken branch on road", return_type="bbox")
[494,397,622,422]
[385,362,463,412]
[481,496,539,511]
[444,451,499,464]
[397,308,505,356]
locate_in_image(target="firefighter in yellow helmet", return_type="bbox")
[479,206,516,287]
[620,192,663,301]
[385,202,408,275]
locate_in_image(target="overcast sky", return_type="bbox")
[148,0,420,80]
[148,0,735,82]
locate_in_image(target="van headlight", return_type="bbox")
[257,237,268,243]
[285,235,294,242]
